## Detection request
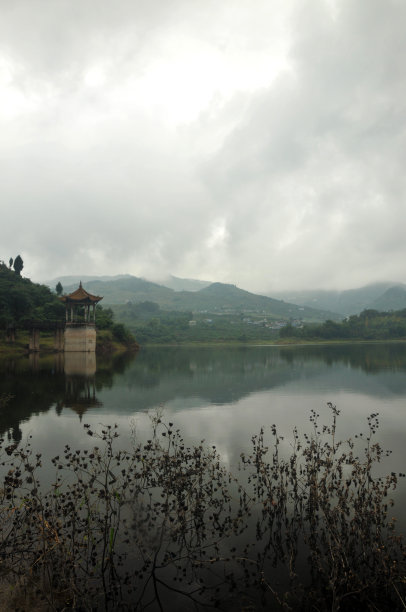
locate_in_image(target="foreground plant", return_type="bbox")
[239,404,406,610]
[0,405,405,611]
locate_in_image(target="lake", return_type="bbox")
[1,342,406,609]
[1,343,406,474]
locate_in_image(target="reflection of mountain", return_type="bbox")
[278,343,406,374]
[2,345,406,442]
[93,344,406,415]
[0,355,66,443]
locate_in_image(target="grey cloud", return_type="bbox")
[1,0,406,291]
[200,0,406,290]
[0,0,187,75]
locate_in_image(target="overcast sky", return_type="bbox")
[1,0,405,292]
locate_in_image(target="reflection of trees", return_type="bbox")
[279,343,406,374]
[3,344,406,444]
[110,344,406,414]
[0,356,66,443]
[120,347,300,408]
[95,352,137,390]
[0,352,138,442]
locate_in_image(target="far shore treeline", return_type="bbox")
[110,303,406,344]
[2,258,406,345]
[281,309,406,341]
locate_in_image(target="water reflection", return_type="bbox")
[279,342,406,373]
[55,353,101,421]
[1,343,406,443]
[64,352,96,376]
[0,351,136,441]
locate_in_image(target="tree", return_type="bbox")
[56,281,63,296]
[9,257,13,269]
[13,255,24,276]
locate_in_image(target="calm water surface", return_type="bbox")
[1,343,406,480]
[2,343,405,608]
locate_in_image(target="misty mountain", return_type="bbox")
[171,283,335,320]
[62,277,175,306]
[271,283,406,316]
[48,274,212,293]
[370,285,406,312]
[47,274,133,287]
[153,275,212,292]
[60,276,339,321]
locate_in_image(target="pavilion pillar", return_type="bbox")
[54,327,64,352]
[29,328,40,352]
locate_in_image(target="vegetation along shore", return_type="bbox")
[0,262,137,354]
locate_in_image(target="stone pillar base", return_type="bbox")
[64,325,96,352]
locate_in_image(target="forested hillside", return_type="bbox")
[0,262,137,350]
[0,262,64,327]
[280,309,406,341]
[111,301,280,344]
[62,276,339,322]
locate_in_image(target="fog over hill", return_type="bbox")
[52,275,339,322]
[49,275,406,318]
[271,283,406,316]
[48,274,211,293]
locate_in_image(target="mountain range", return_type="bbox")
[271,283,406,316]
[50,275,338,322]
[48,275,406,321]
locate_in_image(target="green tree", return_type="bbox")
[55,281,63,296]
[95,305,114,329]
[9,257,13,269]
[13,255,24,276]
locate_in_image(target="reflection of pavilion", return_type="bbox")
[64,352,97,376]
[64,377,102,420]
[56,352,103,420]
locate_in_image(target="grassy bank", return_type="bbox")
[0,330,53,355]
[0,329,139,356]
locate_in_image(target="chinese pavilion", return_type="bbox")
[59,282,103,352]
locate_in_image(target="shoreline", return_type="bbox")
[2,336,406,355]
[139,338,406,348]
[0,334,139,357]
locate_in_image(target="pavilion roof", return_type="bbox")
[59,282,103,304]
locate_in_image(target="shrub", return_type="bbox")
[0,405,405,610]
